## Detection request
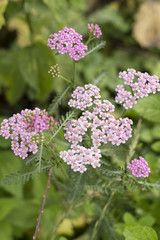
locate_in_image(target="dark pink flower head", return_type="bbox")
[47,27,88,61]
[127,156,151,178]
[0,108,55,159]
[88,24,102,38]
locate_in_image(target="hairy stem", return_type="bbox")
[33,167,52,240]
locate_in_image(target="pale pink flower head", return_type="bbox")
[115,68,160,109]
[60,84,133,173]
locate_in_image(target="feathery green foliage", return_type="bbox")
[126,119,142,164]
[93,70,107,85]
[3,165,51,185]
[85,41,106,57]
[48,85,72,115]
[48,110,76,142]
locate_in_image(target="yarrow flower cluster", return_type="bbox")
[88,24,102,38]
[48,64,60,78]
[115,68,160,109]
[47,27,88,61]
[60,84,133,173]
[68,84,101,110]
[127,156,151,178]
[0,108,55,159]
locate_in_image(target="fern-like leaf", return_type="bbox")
[98,164,124,177]
[3,165,51,185]
[36,141,44,173]
[23,152,38,166]
[126,119,142,163]
[48,111,76,143]
[93,70,107,86]
[85,41,106,57]
[48,85,71,115]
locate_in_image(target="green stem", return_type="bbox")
[59,75,72,84]
[47,145,69,180]
[121,108,126,117]
[129,85,134,95]
[86,36,95,45]
[91,192,115,240]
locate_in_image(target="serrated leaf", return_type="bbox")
[85,41,106,57]
[133,95,160,123]
[124,226,158,240]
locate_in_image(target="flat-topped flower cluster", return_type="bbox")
[115,68,160,109]
[60,84,133,173]
[0,108,55,159]
[47,27,88,61]
[127,156,151,178]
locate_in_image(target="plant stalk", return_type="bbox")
[91,191,115,240]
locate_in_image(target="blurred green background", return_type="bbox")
[0,0,160,239]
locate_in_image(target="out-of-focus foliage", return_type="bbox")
[0,0,8,30]
[133,1,160,48]
[0,0,160,240]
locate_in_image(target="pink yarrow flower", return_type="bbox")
[0,108,55,159]
[60,84,133,173]
[47,27,88,61]
[115,68,160,109]
[88,24,102,38]
[127,156,151,178]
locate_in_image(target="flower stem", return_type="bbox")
[86,35,95,45]
[91,191,115,240]
[59,75,72,84]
